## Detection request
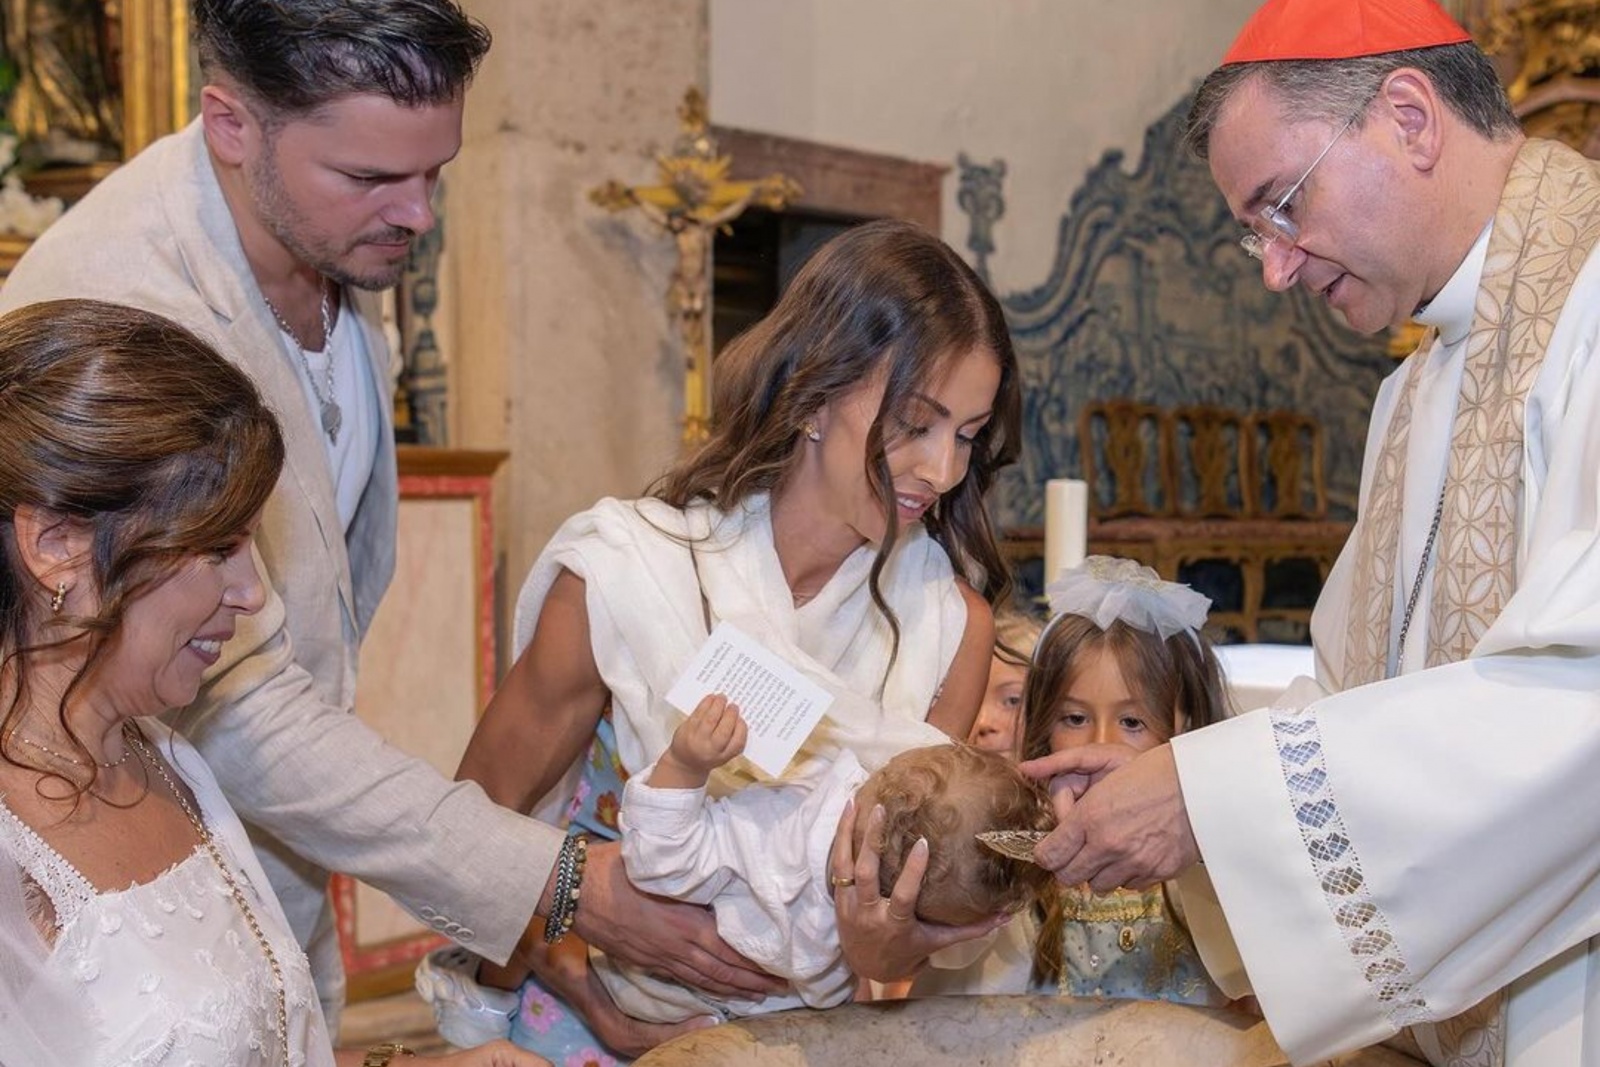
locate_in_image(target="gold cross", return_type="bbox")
[590,88,800,446]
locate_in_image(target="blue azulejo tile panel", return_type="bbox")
[968,95,1396,533]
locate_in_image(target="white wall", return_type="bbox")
[711,0,1261,294]
[452,0,706,609]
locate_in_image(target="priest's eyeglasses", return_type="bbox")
[1240,116,1356,261]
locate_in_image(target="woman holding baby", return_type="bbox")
[423,219,1029,1062]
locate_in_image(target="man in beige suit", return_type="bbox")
[0,0,775,1052]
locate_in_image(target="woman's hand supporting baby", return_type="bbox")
[566,694,785,1005]
[827,798,1010,981]
[568,842,787,1000]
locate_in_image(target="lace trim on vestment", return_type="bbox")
[1271,708,1431,1029]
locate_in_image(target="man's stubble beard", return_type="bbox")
[249,148,412,292]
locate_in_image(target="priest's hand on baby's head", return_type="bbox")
[1031,744,1198,893]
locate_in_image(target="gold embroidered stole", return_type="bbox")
[1341,139,1600,688]
[1343,139,1600,1067]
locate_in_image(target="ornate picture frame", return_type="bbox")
[0,0,189,275]
[118,0,193,157]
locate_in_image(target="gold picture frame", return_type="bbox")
[4,0,190,213]
[118,0,193,158]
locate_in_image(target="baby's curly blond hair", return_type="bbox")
[861,743,1055,925]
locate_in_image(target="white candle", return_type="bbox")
[1044,479,1088,585]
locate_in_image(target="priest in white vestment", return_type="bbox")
[1026,2,1600,1066]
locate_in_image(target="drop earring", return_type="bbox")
[803,422,821,442]
[50,581,66,614]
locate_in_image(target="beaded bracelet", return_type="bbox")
[543,833,589,945]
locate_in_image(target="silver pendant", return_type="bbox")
[321,399,343,444]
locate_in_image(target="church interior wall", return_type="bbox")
[449,0,708,630]
[387,0,1404,642]
[705,0,1394,625]
[708,0,1266,293]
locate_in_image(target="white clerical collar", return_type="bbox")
[1413,221,1492,347]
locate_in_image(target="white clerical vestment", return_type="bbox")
[1173,202,1600,1065]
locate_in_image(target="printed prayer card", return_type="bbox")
[665,621,834,777]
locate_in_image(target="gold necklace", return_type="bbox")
[129,731,291,1067]
[13,720,137,769]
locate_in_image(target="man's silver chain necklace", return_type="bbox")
[263,281,341,444]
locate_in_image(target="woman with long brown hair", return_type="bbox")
[427,219,1023,1061]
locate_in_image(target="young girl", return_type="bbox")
[1021,555,1230,1005]
[968,608,1044,759]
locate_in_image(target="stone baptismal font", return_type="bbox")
[635,996,1426,1066]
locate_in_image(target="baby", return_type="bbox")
[606,694,1055,1023]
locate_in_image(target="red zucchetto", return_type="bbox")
[1223,0,1473,64]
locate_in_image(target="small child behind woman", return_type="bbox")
[967,609,1045,760]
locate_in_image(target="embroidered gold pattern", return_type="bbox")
[1054,886,1197,998]
[1327,138,1600,1067]
[1343,140,1600,684]
[1056,885,1166,925]
[1342,325,1435,687]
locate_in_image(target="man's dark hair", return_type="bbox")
[1183,41,1520,160]
[193,0,491,117]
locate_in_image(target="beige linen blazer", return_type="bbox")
[0,121,559,1011]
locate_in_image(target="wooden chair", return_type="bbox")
[1078,399,1173,519]
[1253,410,1328,519]
[1062,400,1351,643]
[1171,405,1252,519]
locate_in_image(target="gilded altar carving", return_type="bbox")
[0,0,183,218]
[1483,0,1600,107]
[2,0,122,161]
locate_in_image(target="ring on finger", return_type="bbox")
[885,903,914,922]
[829,875,856,888]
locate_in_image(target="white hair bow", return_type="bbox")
[1043,555,1210,642]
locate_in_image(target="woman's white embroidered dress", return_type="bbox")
[0,720,331,1067]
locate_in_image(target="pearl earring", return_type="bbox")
[51,581,66,614]
[803,422,821,442]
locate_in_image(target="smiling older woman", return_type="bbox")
[0,299,545,1067]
